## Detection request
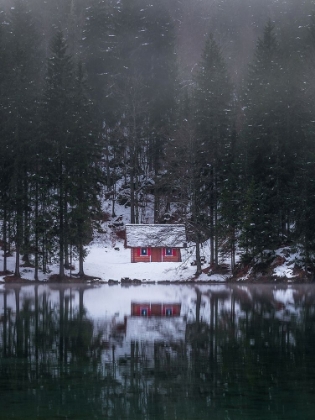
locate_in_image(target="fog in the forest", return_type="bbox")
[1,0,314,85]
[2,0,315,278]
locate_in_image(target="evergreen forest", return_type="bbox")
[1,0,315,278]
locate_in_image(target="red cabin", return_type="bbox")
[131,302,181,317]
[125,224,187,263]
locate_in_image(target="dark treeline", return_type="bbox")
[1,0,315,278]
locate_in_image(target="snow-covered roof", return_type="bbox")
[125,224,187,248]
[126,316,186,342]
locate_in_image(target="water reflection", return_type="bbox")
[1,284,315,419]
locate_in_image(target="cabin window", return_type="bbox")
[165,247,173,256]
[165,307,173,316]
[141,247,148,256]
[141,308,148,316]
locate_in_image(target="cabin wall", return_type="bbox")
[130,247,181,263]
[131,302,181,317]
[163,248,181,262]
[131,247,150,263]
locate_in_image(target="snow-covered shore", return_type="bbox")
[0,200,231,283]
[0,202,311,284]
[0,237,229,283]
[0,237,310,284]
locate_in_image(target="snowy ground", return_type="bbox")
[0,198,232,283]
[0,238,229,283]
[0,201,306,284]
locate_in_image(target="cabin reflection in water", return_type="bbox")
[127,302,185,342]
[131,302,181,317]
[109,302,186,370]
[112,302,185,338]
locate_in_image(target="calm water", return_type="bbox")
[1,283,315,419]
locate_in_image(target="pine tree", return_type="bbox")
[3,0,43,276]
[66,61,102,278]
[0,12,12,272]
[81,0,117,126]
[193,33,232,266]
[42,31,74,278]
[292,11,315,270]
[105,0,179,223]
[164,91,206,275]
[218,124,240,272]
[241,20,308,260]
[143,2,178,174]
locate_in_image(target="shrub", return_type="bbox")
[99,212,111,222]
[116,229,126,241]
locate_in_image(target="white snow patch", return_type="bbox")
[273,288,295,305]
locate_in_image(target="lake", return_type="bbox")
[1,283,315,419]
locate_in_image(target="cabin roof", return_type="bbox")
[126,317,186,342]
[125,224,187,248]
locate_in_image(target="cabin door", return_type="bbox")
[151,248,162,262]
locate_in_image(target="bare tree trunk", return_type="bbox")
[210,202,214,266]
[195,287,201,325]
[8,215,11,255]
[105,134,111,190]
[214,168,219,265]
[154,190,160,223]
[3,289,7,356]
[3,204,7,272]
[231,235,235,272]
[111,168,116,217]
[14,209,22,278]
[195,236,203,276]
[34,178,39,281]
[15,288,22,357]
[130,166,135,224]
[59,167,65,278]
[59,289,64,362]
[64,191,70,270]
[23,177,31,266]
[135,175,139,224]
[214,207,218,264]
[34,285,39,376]
[78,242,85,278]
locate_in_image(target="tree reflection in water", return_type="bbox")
[0,284,315,419]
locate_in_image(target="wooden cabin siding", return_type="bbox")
[131,302,151,316]
[151,303,162,316]
[130,247,181,263]
[151,248,162,262]
[162,255,181,262]
[162,248,181,262]
[131,302,181,317]
[162,303,181,316]
[131,247,150,263]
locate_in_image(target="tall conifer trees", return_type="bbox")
[193,33,232,266]
[4,1,315,278]
[239,20,308,261]
[43,32,74,278]
[42,32,101,278]
[67,62,101,278]
[2,1,43,276]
